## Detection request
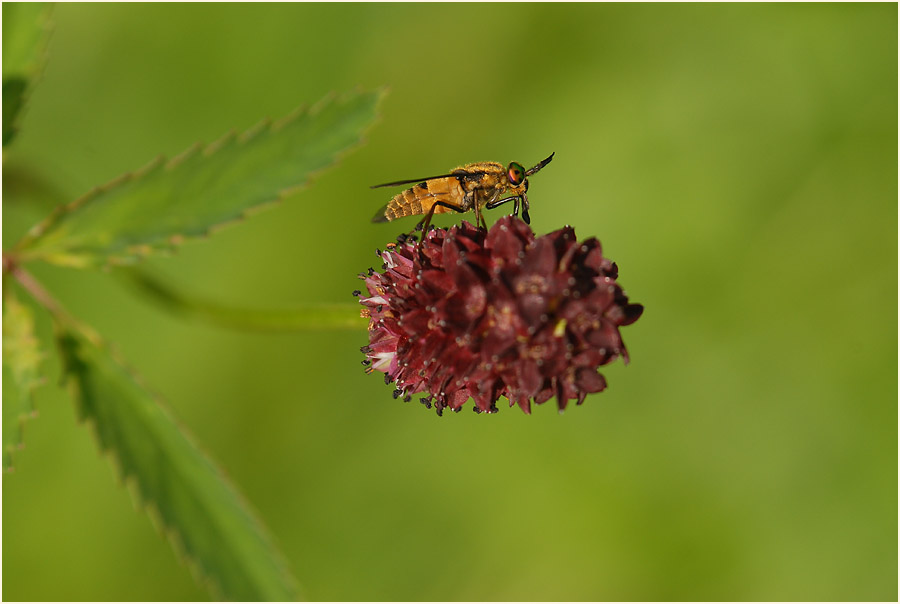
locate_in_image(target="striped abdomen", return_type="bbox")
[374,176,468,223]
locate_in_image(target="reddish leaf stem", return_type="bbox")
[3,254,73,324]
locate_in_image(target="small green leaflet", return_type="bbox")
[55,321,298,601]
[2,286,44,471]
[16,89,384,267]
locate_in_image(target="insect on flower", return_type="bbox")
[371,153,555,232]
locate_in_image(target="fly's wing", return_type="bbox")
[372,203,390,222]
[370,170,484,189]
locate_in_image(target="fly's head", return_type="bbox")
[504,153,555,224]
[505,161,528,194]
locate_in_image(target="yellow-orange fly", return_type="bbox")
[371,153,554,232]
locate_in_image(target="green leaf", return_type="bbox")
[2,284,44,472]
[2,2,53,146]
[54,320,298,601]
[120,267,363,331]
[15,89,385,267]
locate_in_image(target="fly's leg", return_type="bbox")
[418,200,467,239]
[479,189,503,229]
[473,202,487,230]
[486,195,521,210]
[486,195,525,221]
[412,200,467,260]
[467,190,487,230]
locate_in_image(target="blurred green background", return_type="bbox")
[3,3,896,601]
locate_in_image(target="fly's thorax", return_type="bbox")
[455,161,505,174]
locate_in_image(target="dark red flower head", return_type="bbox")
[356,216,643,415]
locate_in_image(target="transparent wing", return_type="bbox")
[370,170,486,189]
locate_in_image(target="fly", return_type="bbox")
[371,153,554,232]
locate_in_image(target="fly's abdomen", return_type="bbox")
[380,177,466,222]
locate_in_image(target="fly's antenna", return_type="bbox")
[526,152,555,176]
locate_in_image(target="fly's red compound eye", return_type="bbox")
[507,162,525,186]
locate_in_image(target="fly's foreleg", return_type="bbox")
[486,195,525,222]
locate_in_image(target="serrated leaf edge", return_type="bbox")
[54,319,299,600]
[15,87,387,268]
[3,3,55,147]
[2,285,46,473]
[3,395,42,474]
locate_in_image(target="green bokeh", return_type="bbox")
[3,3,896,601]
